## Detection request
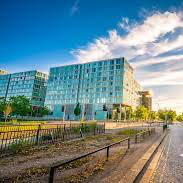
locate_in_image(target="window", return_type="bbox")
[110,60,114,65]
[98,62,102,66]
[115,86,121,91]
[97,72,102,76]
[103,77,107,81]
[116,59,121,64]
[116,65,121,69]
[97,77,101,81]
[98,67,102,71]
[92,68,96,72]
[109,76,113,80]
[102,87,106,92]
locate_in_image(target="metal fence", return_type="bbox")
[0,123,105,152]
[48,127,155,183]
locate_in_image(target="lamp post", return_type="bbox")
[63,104,66,122]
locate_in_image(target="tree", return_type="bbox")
[158,110,167,121]
[167,110,177,122]
[135,105,149,121]
[149,111,157,121]
[74,103,81,120]
[31,106,50,117]
[10,96,32,119]
[0,97,6,116]
[3,104,12,122]
[177,114,183,122]
[158,109,177,122]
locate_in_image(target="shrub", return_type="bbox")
[117,129,141,136]
[10,140,31,154]
[41,134,53,141]
[106,134,113,140]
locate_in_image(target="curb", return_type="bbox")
[139,134,168,183]
[119,132,167,183]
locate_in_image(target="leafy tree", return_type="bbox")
[0,97,6,116]
[3,104,12,122]
[10,96,32,119]
[158,110,167,121]
[31,106,50,117]
[167,110,177,122]
[177,114,183,122]
[158,110,177,122]
[135,105,149,120]
[125,107,133,120]
[149,111,157,121]
[74,103,81,119]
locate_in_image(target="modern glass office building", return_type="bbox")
[0,70,48,107]
[45,57,143,120]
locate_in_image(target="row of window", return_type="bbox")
[50,59,123,74]
[46,91,122,100]
[46,97,122,105]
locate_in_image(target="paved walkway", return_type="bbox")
[152,124,183,183]
[87,127,163,183]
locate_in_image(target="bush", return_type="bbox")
[117,129,141,136]
[10,140,31,154]
[106,134,113,140]
[41,134,53,141]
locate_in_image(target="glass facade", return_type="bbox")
[45,57,142,120]
[0,74,10,99]
[0,70,48,107]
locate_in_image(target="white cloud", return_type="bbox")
[71,11,183,111]
[71,11,183,62]
[133,54,183,68]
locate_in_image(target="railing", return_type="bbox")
[48,127,155,183]
[0,123,105,152]
[134,127,155,143]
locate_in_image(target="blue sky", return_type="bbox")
[1,0,183,111]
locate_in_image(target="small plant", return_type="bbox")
[10,140,31,154]
[117,129,141,136]
[41,134,53,141]
[73,126,81,134]
[106,134,113,140]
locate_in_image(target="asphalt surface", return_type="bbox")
[152,124,183,183]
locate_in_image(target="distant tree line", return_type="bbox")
[115,105,180,122]
[0,96,50,121]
